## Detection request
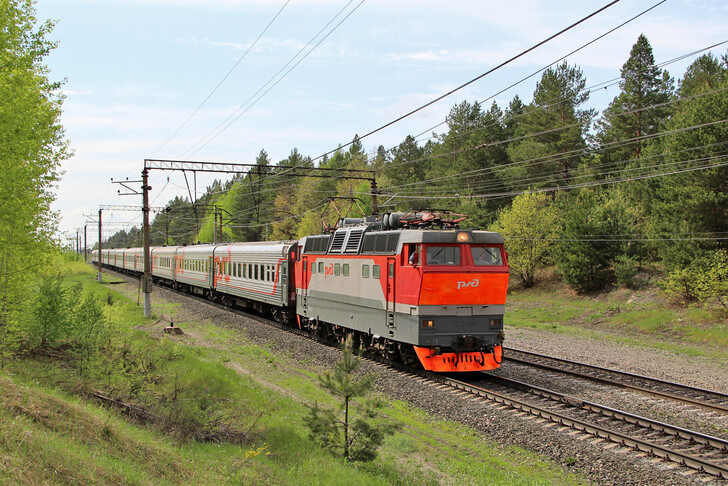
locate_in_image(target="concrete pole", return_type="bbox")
[142,168,152,318]
[98,209,103,283]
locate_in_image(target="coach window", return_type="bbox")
[389,262,394,278]
[362,264,370,278]
[334,263,341,276]
[343,264,349,276]
[311,262,316,274]
[318,261,324,274]
[373,265,381,279]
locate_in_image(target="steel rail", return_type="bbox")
[427,372,728,479]
[504,347,728,413]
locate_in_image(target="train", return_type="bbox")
[91,211,509,372]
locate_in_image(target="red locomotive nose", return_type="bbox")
[419,272,508,306]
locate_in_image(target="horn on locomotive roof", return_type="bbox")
[382,210,468,230]
[334,210,468,231]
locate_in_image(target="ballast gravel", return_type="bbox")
[109,273,725,485]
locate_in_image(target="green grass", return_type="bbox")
[0,263,588,485]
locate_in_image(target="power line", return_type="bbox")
[151,0,291,158]
[310,0,623,163]
[377,89,728,193]
[412,0,671,143]
[179,0,366,160]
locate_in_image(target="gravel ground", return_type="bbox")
[108,273,727,485]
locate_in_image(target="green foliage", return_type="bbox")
[614,254,639,289]
[505,62,595,188]
[663,266,701,305]
[490,192,558,287]
[29,273,78,350]
[694,250,728,310]
[595,34,673,170]
[647,67,728,272]
[555,190,626,293]
[305,338,397,462]
[0,0,70,367]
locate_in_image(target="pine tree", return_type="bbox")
[305,338,396,462]
[646,55,728,270]
[505,62,595,189]
[595,34,674,171]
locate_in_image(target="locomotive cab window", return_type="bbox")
[471,246,503,266]
[426,246,460,266]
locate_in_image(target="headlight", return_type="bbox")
[423,320,434,328]
[456,231,471,242]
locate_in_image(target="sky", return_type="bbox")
[33,0,728,244]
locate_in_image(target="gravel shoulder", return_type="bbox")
[506,326,728,393]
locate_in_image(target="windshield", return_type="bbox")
[471,246,503,266]
[425,246,460,265]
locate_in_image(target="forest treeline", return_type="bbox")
[106,36,726,303]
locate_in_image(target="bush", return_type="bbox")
[663,250,728,309]
[695,250,728,310]
[489,192,558,288]
[663,267,699,305]
[305,339,397,462]
[555,189,627,293]
[28,274,79,350]
[614,255,639,289]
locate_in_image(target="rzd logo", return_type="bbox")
[457,278,479,290]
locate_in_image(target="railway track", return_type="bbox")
[425,371,728,480]
[504,347,728,414]
[106,269,728,480]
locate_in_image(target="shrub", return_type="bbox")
[663,267,699,305]
[695,250,728,310]
[614,255,639,289]
[305,338,397,462]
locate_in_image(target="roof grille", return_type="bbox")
[344,229,364,253]
[328,230,347,253]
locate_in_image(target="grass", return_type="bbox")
[0,261,588,485]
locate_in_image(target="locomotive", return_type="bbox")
[92,212,509,372]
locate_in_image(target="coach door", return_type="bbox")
[385,257,396,334]
[301,256,309,311]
